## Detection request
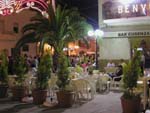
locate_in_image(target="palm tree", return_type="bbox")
[15,3,92,69]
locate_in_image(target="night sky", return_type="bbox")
[56,0,98,29]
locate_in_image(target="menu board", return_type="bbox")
[102,0,149,20]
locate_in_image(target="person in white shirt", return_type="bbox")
[107,60,115,67]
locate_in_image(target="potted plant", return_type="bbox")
[56,53,74,108]
[0,51,8,98]
[12,55,28,101]
[121,47,142,113]
[32,53,52,104]
[88,65,94,75]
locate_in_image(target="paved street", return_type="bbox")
[0,92,122,113]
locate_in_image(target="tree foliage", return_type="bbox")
[123,48,142,99]
[13,55,28,86]
[36,53,52,89]
[0,51,8,85]
[56,52,70,90]
[15,4,92,54]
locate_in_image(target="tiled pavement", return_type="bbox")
[0,92,122,113]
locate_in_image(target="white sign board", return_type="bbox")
[104,30,150,38]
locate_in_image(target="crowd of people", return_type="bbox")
[8,54,40,75]
[6,51,146,82]
[68,54,96,73]
[6,53,97,76]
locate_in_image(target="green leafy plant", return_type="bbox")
[75,65,83,74]
[36,53,52,90]
[0,51,8,85]
[122,48,142,99]
[88,65,94,75]
[16,4,92,70]
[57,53,70,90]
[13,55,28,87]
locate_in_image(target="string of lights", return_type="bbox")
[0,0,49,16]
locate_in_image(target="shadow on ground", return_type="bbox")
[0,98,89,113]
[0,103,35,113]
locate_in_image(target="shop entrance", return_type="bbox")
[129,38,150,69]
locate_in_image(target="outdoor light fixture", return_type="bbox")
[0,0,49,16]
[88,29,104,69]
[88,30,94,37]
[95,29,104,37]
[88,29,104,37]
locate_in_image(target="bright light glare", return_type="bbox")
[119,0,134,5]
[88,30,94,36]
[95,29,104,37]
[88,29,104,37]
[63,48,68,51]
[74,46,79,49]
[137,48,143,51]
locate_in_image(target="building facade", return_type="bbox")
[0,0,55,57]
[98,0,150,62]
[0,10,37,56]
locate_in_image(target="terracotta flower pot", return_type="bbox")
[57,90,74,108]
[32,89,47,105]
[12,86,27,101]
[0,85,8,98]
[121,96,141,113]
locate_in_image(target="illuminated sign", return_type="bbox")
[102,0,149,20]
[118,31,150,37]
[118,4,147,14]
[103,30,150,38]
[0,0,49,16]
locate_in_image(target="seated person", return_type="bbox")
[109,65,123,81]
[120,59,127,69]
[107,60,115,67]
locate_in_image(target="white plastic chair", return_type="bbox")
[71,78,95,103]
[111,75,123,90]
[23,73,37,95]
[93,70,99,74]
[8,75,16,88]
[48,74,58,102]
[85,77,96,99]
[96,74,112,92]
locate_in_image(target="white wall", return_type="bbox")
[100,38,131,60]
